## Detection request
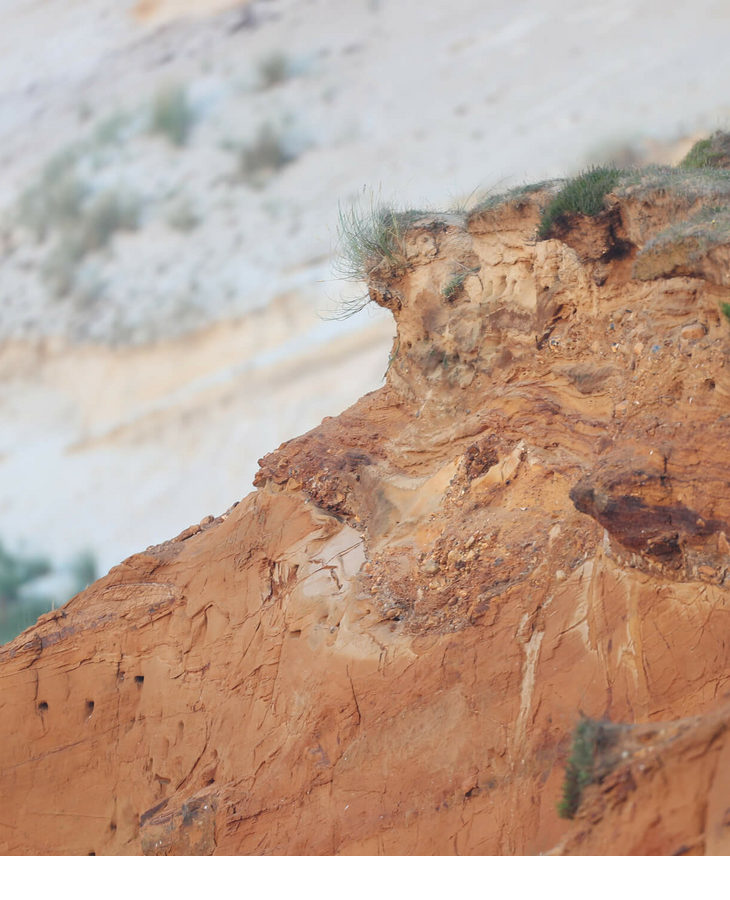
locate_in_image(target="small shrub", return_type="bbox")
[166,198,201,232]
[41,191,140,297]
[257,51,290,89]
[81,191,140,251]
[721,302,730,323]
[17,150,86,241]
[537,166,621,239]
[238,124,297,186]
[557,718,600,819]
[150,85,195,147]
[94,112,130,147]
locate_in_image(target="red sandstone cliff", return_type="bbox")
[3,162,730,855]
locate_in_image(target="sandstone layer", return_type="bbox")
[3,171,730,854]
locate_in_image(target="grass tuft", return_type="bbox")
[150,85,195,147]
[537,166,621,239]
[257,52,290,90]
[557,718,600,820]
[330,196,429,318]
[238,124,297,187]
[679,132,730,171]
[442,265,480,300]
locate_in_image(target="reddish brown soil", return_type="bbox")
[3,186,730,854]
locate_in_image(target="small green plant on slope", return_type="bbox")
[679,132,730,171]
[557,717,600,819]
[41,191,140,298]
[257,51,290,89]
[17,149,86,241]
[721,302,730,323]
[150,85,195,147]
[238,124,297,187]
[442,265,481,300]
[537,166,621,240]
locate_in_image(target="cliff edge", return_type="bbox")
[3,150,730,854]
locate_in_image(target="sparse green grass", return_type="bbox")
[537,166,621,239]
[721,302,730,323]
[557,718,600,820]
[257,52,290,89]
[469,180,554,215]
[330,197,431,318]
[150,85,195,147]
[17,149,86,241]
[94,112,131,147]
[238,124,297,187]
[615,164,730,203]
[637,205,730,266]
[41,191,140,298]
[679,132,730,170]
[679,138,719,170]
[166,198,201,232]
[442,265,480,300]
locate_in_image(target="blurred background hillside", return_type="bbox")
[1,0,729,641]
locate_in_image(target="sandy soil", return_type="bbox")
[2,0,730,580]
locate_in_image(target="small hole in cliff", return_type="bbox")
[38,701,48,712]
[206,776,216,786]
[134,676,144,685]
[464,786,480,800]
[290,630,302,639]
[88,852,95,856]
[110,820,117,833]
[86,700,95,717]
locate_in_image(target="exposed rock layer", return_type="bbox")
[2,180,730,854]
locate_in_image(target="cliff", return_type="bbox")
[3,154,730,855]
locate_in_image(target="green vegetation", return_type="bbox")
[238,124,297,187]
[330,197,431,318]
[41,190,140,298]
[257,51,290,89]
[442,265,480,300]
[636,205,730,272]
[0,543,98,645]
[17,149,86,241]
[721,302,730,323]
[334,198,426,284]
[469,180,553,216]
[166,197,201,232]
[150,85,195,147]
[537,166,621,239]
[679,132,730,171]
[557,718,600,819]
[0,540,51,605]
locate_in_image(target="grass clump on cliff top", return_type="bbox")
[469,180,553,216]
[557,717,600,820]
[679,131,730,171]
[537,166,621,240]
[334,196,426,282]
[331,194,431,318]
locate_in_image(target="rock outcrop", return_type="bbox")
[3,163,730,855]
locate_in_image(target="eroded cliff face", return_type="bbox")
[3,175,730,855]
